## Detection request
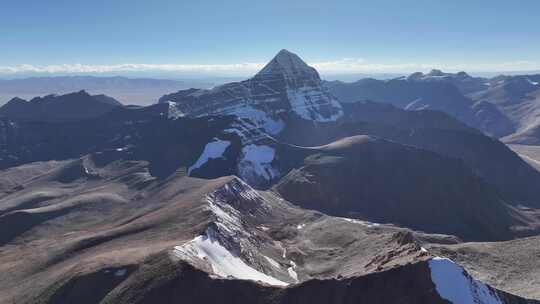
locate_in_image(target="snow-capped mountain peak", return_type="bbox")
[159,49,343,137]
[255,49,319,81]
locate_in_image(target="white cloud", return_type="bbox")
[312,58,540,74]
[0,63,265,75]
[0,59,539,75]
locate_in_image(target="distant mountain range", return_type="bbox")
[2,50,540,303]
[326,70,540,143]
[4,67,540,143]
[0,90,122,122]
[0,76,219,106]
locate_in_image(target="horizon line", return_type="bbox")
[1,58,540,77]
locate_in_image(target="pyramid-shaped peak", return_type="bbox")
[275,49,302,60]
[255,49,319,79]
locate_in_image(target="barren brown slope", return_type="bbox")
[1,155,538,304]
[0,156,233,303]
[277,102,540,206]
[275,135,540,241]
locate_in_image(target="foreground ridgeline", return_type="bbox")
[1,50,540,304]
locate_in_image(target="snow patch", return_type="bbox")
[174,229,288,286]
[167,101,185,119]
[114,269,127,277]
[223,119,272,145]
[428,257,503,304]
[527,78,539,86]
[405,98,430,111]
[264,256,281,268]
[231,106,285,135]
[258,226,270,231]
[517,153,540,168]
[287,260,299,282]
[339,217,380,228]
[173,180,291,287]
[281,246,287,259]
[188,139,231,175]
[287,86,343,122]
[237,144,279,183]
[296,223,306,230]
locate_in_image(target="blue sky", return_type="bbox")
[1,0,539,76]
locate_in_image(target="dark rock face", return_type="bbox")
[83,254,537,304]
[159,50,343,136]
[339,100,477,133]
[38,265,137,304]
[0,90,122,122]
[275,135,520,241]
[279,102,540,205]
[109,258,448,304]
[0,104,237,178]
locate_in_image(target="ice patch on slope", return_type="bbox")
[428,257,503,304]
[174,228,287,286]
[405,98,430,111]
[338,216,380,228]
[237,144,279,183]
[196,103,284,136]
[166,101,185,119]
[287,260,299,282]
[287,86,343,122]
[188,139,231,175]
[264,256,281,268]
[173,179,291,286]
[223,122,270,145]
[231,106,285,135]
